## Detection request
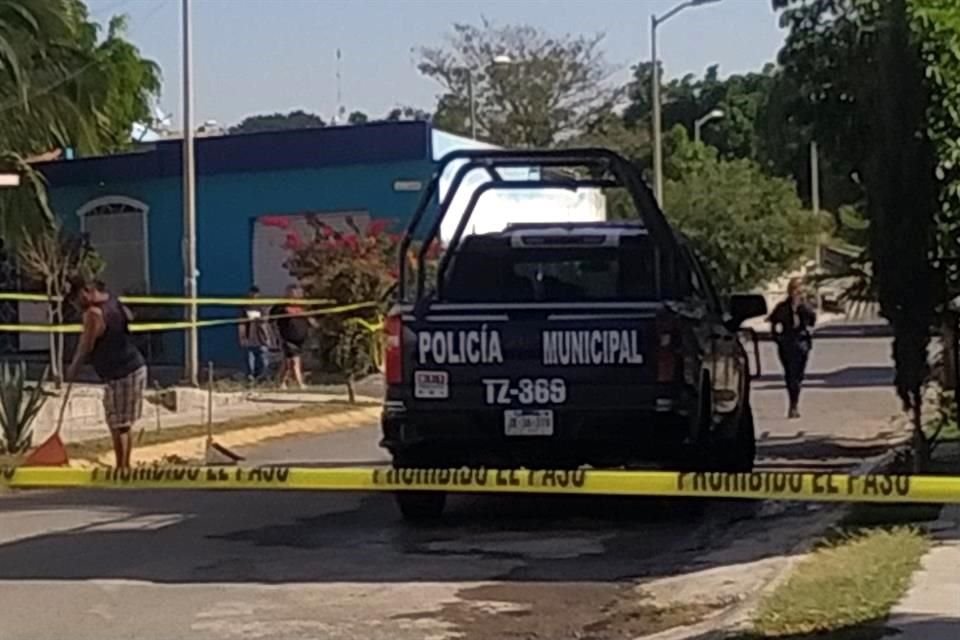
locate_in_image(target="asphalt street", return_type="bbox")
[0,332,903,640]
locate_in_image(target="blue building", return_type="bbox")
[32,120,440,368]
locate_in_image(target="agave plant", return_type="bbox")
[0,361,49,454]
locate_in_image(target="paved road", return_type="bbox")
[0,334,905,640]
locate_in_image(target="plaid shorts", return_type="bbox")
[103,365,147,432]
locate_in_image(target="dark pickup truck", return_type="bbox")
[381,148,767,520]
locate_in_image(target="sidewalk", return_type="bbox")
[886,505,960,639]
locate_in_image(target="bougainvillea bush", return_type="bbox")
[279,216,410,398]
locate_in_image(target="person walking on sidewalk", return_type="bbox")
[768,277,817,419]
[66,278,147,469]
[239,285,270,384]
[271,284,316,389]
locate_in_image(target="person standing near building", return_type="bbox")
[239,285,270,383]
[66,277,147,468]
[768,277,817,418]
[271,284,315,389]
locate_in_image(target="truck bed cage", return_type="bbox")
[397,147,677,305]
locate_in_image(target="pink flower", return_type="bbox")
[367,219,391,237]
[260,215,291,230]
[283,232,303,250]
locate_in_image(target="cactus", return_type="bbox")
[0,362,49,454]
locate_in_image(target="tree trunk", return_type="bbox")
[941,315,957,390]
[346,376,356,404]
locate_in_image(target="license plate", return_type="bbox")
[414,371,449,399]
[504,409,554,436]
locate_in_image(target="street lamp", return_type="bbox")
[466,55,514,140]
[0,173,21,188]
[694,108,725,144]
[651,0,723,204]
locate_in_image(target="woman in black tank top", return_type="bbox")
[67,280,147,469]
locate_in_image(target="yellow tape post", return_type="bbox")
[2,466,959,504]
[0,292,335,306]
[0,301,380,334]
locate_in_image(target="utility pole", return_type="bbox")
[810,140,823,311]
[467,69,476,139]
[650,15,662,204]
[182,0,199,386]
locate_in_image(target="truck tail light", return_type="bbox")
[385,314,403,385]
[656,312,678,383]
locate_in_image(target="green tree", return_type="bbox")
[661,128,818,294]
[418,20,622,146]
[1,1,161,246]
[774,0,953,430]
[347,110,368,124]
[384,106,430,122]
[229,110,326,134]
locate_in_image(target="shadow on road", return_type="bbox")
[0,486,812,585]
[755,365,893,390]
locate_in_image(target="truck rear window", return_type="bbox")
[443,237,658,302]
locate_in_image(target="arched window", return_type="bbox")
[77,196,150,294]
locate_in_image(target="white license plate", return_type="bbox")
[414,371,449,399]
[504,409,554,436]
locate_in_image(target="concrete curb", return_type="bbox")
[69,405,381,468]
[634,445,905,640]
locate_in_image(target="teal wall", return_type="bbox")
[47,159,434,368]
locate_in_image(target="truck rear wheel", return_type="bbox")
[392,449,447,523]
[394,491,447,522]
[719,404,756,472]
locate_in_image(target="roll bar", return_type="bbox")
[397,147,677,305]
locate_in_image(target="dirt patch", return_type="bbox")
[399,582,725,640]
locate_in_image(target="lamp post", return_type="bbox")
[651,0,723,204]
[694,108,725,144]
[466,55,514,140]
[0,173,21,188]
[182,0,199,386]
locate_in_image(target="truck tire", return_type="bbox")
[720,404,756,472]
[392,449,447,523]
[394,491,447,523]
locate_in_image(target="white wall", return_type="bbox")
[431,130,606,244]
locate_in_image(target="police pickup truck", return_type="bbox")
[381,148,767,520]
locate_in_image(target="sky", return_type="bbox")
[86,0,789,129]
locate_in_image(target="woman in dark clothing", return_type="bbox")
[768,277,817,418]
[270,284,316,389]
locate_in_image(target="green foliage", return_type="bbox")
[285,218,398,385]
[661,130,818,294]
[418,20,623,147]
[0,362,49,455]
[912,0,960,296]
[0,0,161,246]
[229,110,326,134]
[94,15,162,152]
[347,111,368,124]
[774,0,942,419]
[384,106,431,122]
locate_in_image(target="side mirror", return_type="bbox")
[728,294,768,329]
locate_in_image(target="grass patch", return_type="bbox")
[66,401,366,460]
[739,527,928,639]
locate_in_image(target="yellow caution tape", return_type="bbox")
[345,314,386,370]
[0,292,335,306]
[0,301,379,334]
[1,465,958,504]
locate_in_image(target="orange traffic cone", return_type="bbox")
[23,382,72,467]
